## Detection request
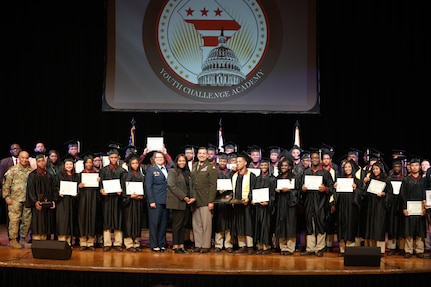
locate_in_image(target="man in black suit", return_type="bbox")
[0,143,22,231]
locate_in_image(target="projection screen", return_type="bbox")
[103,0,319,114]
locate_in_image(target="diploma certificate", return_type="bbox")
[336,178,354,193]
[277,178,295,189]
[367,179,386,195]
[304,175,322,191]
[147,137,164,151]
[391,180,402,195]
[217,179,232,191]
[249,168,261,177]
[60,181,77,196]
[103,179,122,193]
[252,187,269,203]
[81,173,99,187]
[126,181,144,195]
[407,201,422,216]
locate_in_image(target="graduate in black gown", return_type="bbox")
[121,153,145,252]
[274,157,299,255]
[363,161,393,255]
[26,152,55,241]
[333,159,363,256]
[399,157,427,258]
[99,147,127,252]
[77,153,99,251]
[253,157,276,255]
[53,156,80,246]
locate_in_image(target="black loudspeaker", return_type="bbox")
[344,246,381,266]
[31,240,72,260]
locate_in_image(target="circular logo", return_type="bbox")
[143,0,282,102]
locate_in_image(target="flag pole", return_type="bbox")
[293,120,301,147]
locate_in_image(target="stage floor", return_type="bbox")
[0,225,429,276]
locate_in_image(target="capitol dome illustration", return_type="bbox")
[198,29,245,86]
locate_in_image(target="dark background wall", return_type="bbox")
[2,1,429,165]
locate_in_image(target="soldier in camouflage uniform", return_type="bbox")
[2,150,34,249]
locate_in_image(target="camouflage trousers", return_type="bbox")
[7,200,32,240]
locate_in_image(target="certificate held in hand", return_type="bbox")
[60,181,78,196]
[103,179,122,193]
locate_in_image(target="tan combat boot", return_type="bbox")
[19,238,32,248]
[9,239,23,249]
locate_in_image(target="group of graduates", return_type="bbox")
[1,140,430,259]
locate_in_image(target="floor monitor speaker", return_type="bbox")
[344,246,381,266]
[31,240,72,260]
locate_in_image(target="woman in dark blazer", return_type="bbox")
[167,154,195,253]
[145,151,170,252]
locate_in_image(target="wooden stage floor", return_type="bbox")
[0,224,430,287]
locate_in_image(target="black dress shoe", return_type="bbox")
[103,246,111,252]
[127,247,137,252]
[200,248,210,253]
[88,246,96,251]
[404,252,412,258]
[300,251,314,256]
[191,247,201,253]
[113,246,123,252]
[235,247,247,254]
[316,250,324,257]
[79,246,87,251]
[416,253,424,258]
[214,248,222,253]
[160,247,167,253]
[225,247,233,253]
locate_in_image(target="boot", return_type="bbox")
[19,238,32,248]
[10,239,23,249]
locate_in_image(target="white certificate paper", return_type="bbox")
[103,179,122,193]
[336,178,354,193]
[407,201,422,216]
[126,181,144,195]
[391,180,402,195]
[249,168,261,177]
[367,179,386,194]
[147,137,164,151]
[81,173,99,187]
[304,175,322,190]
[277,178,295,189]
[59,181,77,196]
[74,160,84,173]
[252,187,269,202]
[426,190,431,207]
[217,179,232,191]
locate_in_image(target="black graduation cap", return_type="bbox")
[247,145,263,154]
[184,144,198,152]
[267,146,281,155]
[407,154,422,164]
[222,142,238,153]
[64,140,80,150]
[367,148,384,161]
[34,152,47,160]
[62,154,77,163]
[106,141,122,155]
[347,147,361,156]
[79,151,94,162]
[238,151,252,165]
[300,150,311,160]
[392,149,407,160]
[320,143,335,158]
[289,144,303,153]
[207,143,218,152]
[218,152,229,161]
[260,157,270,163]
[227,152,237,161]
[125,152,140,164]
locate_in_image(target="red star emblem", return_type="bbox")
[201,7,208,16]
[186,7,194,16]
[214,8,222,16]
